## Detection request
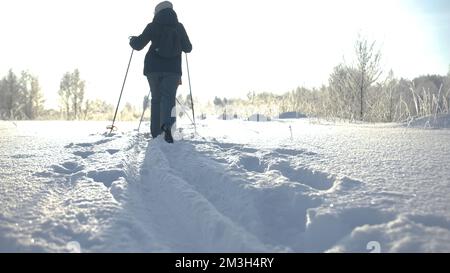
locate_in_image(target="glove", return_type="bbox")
[129,36,138,48]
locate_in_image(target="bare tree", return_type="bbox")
[58,69,85,120]
[18,71,45,119]
[58,72,72,119]
[0,70,45,120]
[349,36,382,120]
[0,70,21,119]
[368,69,397,122]
[29,76,45,119]
[71,69,85,120]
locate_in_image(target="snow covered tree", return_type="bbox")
[329,64,359,119]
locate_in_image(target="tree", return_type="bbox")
[120,102,139,121]
[0,70,45,120]
[71,69,85,120]
[84,99,114,120]
[18,71,45,119]
[58,72,72,119]
[350,36,382,120]
[0,70,21,119]
[58,69,86,120]
[0,77,7,119]
[213,96,223,107]
[29,76,45,119]
[384,70,397,122]
[329,64,359,119]
[83,100,91,120]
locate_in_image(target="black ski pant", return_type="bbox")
[147,72,181,138]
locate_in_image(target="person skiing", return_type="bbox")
[130,1,192,143]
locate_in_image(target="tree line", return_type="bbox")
[3,36,449,123]
[0,70,45,120]
[207,36,450,123]
[0,69,140,121]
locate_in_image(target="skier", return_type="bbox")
[130,1,192,143]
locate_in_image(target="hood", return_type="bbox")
[153,8,179,26]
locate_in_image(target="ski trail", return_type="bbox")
[158,140,325,251]
[156,138,405,252]
[125,138,271,252]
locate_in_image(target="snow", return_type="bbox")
[0,118,449,252]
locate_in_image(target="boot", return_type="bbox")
[162,124,174,144]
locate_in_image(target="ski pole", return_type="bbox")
[108,48,134,134]
[137,90,151,133]
[185,53,197,133]
[176,97,196,126]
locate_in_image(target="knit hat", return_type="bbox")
[154,1,173,15]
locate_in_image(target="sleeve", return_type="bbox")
[130,24,153,51]
[179,23,192,53]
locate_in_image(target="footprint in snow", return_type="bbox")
[106,149,120,155]
[238,155,267,173]
[51,161,85,175]
[75,142,94,148]
[94,138,114,145]
[73,150,95,159]
[87,170,127,188]
[71,137,114,149]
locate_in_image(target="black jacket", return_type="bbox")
[130,9,192,76]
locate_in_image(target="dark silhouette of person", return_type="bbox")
[130,1,192,143]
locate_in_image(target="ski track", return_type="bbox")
[2,120,450,252]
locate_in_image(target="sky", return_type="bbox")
[0,0,449,109]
